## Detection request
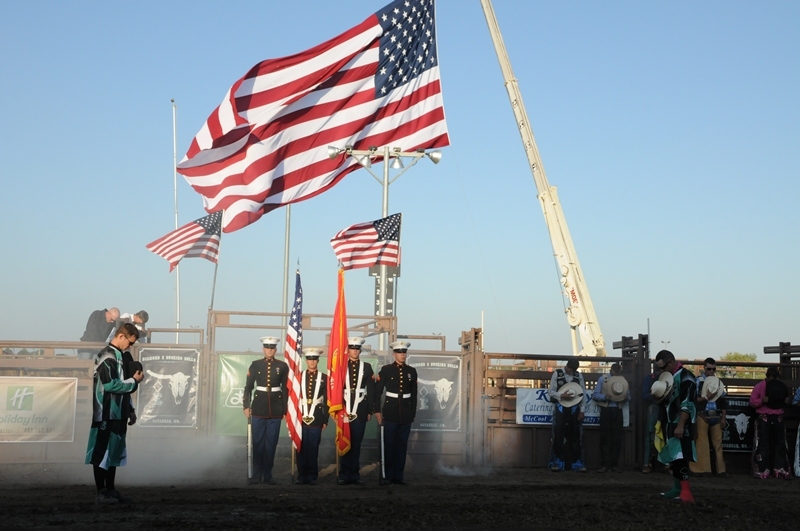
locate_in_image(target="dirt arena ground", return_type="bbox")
[2,462,799,530]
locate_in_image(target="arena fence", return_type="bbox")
[1,326,798,474]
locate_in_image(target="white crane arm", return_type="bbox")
[480,0,606,356]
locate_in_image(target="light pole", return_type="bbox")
[327,145,442,351]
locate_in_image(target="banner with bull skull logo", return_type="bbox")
[136,349,199,428]
[720,396,754,453]
[407,355,461,432]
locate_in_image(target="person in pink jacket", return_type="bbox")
[749,366,791,479]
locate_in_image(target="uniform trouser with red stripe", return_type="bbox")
[383,421,411,482]
[340,420,366,482]
[252,417,281,482]
[297,426,322,482]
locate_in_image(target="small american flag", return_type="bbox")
[284,270,304,452]
[145,212,222,272]
[177,0,448,233]
[330,213,401,271]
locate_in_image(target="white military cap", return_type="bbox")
[302,347,323,360]
[348,337,366,348]
[260,336,280,347]
[389,340,411,352]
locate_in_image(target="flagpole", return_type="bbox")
[209,234,222,311]
[282,205,291,327]
[331,146,441,352]
[378,147,390,353]
[281,205,294,479]
[172,99,180,344]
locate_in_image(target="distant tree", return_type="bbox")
[718,352,766,380]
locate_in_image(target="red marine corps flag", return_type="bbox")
[327,269,351,455]
[177,0,449,233]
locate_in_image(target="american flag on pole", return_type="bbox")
[177,0,449,233]
[145,211,222,272]
[330,213,401,271]
[284,270,304,452]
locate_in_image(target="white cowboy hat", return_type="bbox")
[650,371,674,402]
[701,376,725,402]
[557,381,584,407]
[605,375,629,402]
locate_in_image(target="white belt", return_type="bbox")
[256,386,282,392]
[386,391,411,399]
[345,388,367,403]
[304,396,324,406]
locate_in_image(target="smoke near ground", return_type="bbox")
[1,468,797,530]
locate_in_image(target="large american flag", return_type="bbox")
[331,213,401,270]
[177,0,449,233]
[145,212,222,272]
[284,270,304,452]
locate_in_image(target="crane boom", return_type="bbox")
[479,0,606,356]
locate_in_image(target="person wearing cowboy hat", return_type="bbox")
[295,348,328,485]
[375,340,417,485]
[547,358,588,473]
[337,337,376,486]
[689,358,728,477]
[654,349,698,503]
[243,336,289,485]
[592,363,630,473]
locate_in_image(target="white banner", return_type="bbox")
[515,388,601,426]
[0,377,77,442]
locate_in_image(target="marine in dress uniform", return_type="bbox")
[375,340,417,485]
[338,337,376,485]
[295,348,329,485]
[243,336,289,484]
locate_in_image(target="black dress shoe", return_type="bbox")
[264,479,277,485]
[295,479,307,485]
[379,479,391,486]
[247,478,260,485]
[308,480,317,485]
[337,479,348,485]
[393,480,407,486]
[353,480,364,486]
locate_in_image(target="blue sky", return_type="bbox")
[1,1,798,360]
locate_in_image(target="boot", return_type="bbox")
[678,480,694,503]
[660,479,680,499]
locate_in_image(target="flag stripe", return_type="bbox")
[177,0,449,233]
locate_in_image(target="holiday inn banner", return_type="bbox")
[0,377,77,442]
